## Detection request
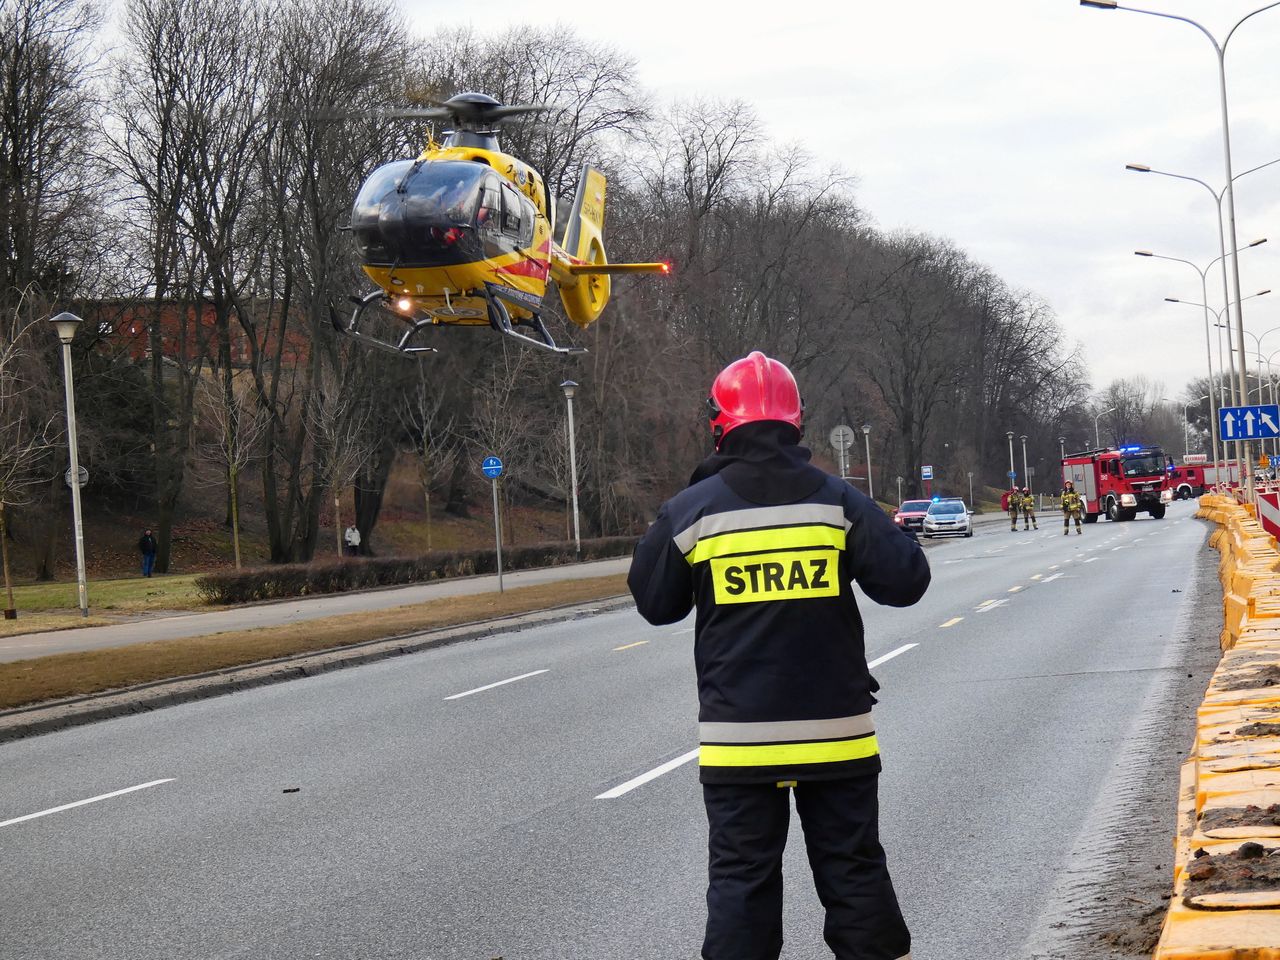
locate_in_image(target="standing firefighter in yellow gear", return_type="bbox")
[1006,487,1021,532]
[1062,480,1084,534]
[1020,487,1038,530]
[628,351,930,960]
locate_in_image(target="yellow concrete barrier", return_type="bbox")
[1154,496,1280,959]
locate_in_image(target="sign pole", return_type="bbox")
[481,455,506,592]
[492,477,503,593]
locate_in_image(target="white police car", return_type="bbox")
[922,498,973,538]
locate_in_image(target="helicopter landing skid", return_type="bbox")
[336,291,439,356]
[484,289,587,355]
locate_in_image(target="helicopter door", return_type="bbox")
[500,182,535,247]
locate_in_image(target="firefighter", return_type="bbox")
[1020,486,1038,530]
[628,351,929,960]
[1007,486,1021,532]
[1062,480,1084,534]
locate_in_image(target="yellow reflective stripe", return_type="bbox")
[685,524,846,564]
[699,735,880,767]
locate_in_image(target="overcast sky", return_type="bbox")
[399,0,1280,402]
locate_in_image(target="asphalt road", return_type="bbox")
[0,502,1215,959]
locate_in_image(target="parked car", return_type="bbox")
[893,499,933,533]
[923,498,973,538]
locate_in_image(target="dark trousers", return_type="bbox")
[702,775,910,960]
[141,552,155,577]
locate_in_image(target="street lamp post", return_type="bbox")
[896,475,904,506]
[1094,407,1116,449]
[1183,395,1210,457]
[1138,240,1265,475]
[1087,1,1280,499]
[1020,435,1032,496]
[1175,289,1271,471]
[50,312,88,617]
[1006,430,1016,484]
[1058,436,1067,461]
[861,424,874,502]
[560,380,581,557]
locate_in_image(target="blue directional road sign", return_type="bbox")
[1007,471,1017,479]
[1271,454,1280,471]
[1219,404,1280,442]
[481,456,503,479]
[921,464,934,480]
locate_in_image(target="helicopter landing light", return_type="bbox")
[396,297,413,312]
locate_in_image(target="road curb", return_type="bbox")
[0,595,635,745]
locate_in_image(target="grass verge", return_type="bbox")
[0,574,628,711]
[6,574,206,615]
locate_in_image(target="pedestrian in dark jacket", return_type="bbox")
[628,351,930,960]
[138,529,157,578]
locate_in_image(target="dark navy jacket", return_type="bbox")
[628,423,930,784]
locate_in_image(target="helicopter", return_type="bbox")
[339,92,669,356]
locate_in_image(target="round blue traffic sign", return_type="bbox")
[482,456,503,479]
[1007,471,1017,479]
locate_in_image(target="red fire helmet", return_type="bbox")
[707,351,803,447]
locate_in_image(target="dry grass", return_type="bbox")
[6,574,206,615]
[0,574,628,710]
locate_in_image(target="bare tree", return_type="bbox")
[0,294,56,614]
[195,374,269,568]
[396,367,456,551]
[307,364,375,558]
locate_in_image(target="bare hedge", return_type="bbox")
[194,537,638,605]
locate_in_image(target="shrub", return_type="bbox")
[194,536,638,605]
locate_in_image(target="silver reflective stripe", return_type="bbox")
[699,712,874,744]
[673,503,850,555]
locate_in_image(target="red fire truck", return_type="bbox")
[1167,458,1242,499]
[1061,445,1174,522]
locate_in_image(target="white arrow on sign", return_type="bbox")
[1224,412,1237,438]
[1264,412,1278,435]
[1245,410,1257,436]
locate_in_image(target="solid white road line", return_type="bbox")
[596,749,701,800]
[868,643,918,669]
[1084,557,1100,564]
[672,627,694,636]
[444,669,548,701]
[0,779,175,830]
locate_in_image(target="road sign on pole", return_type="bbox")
[63,465,88,488]
[921,464,933,481]
[481,456,504,591]
[829,425,855,480]
[1219,404,1280,441]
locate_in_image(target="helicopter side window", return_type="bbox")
[500,183,523,235]
[476,182,500,232]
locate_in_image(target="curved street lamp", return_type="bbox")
[1005,430,1016,485]
[1094,407,1116,449]
[1086,0,1280,498]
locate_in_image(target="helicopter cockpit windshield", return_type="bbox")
[351,159,493,268]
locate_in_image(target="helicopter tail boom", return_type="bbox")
[563,262,670,276]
